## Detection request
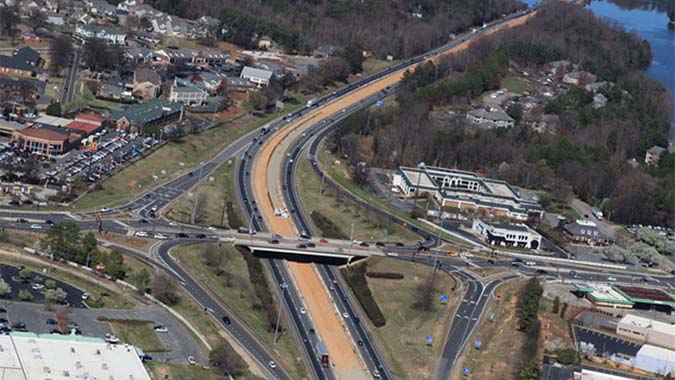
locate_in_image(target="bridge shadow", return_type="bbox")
[237,246,366,266]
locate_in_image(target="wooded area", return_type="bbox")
[144,0,524,57]
[328,2,674,226]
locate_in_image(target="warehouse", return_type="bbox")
[634,344,675,376]
[617,314,675,350]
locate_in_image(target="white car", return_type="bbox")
[135,231,148,237]
[187,356,197,365]
[30,224,42,230]
[268,361,277,369]
[32,283,44,291]
[342,312,349,319]
[299,307,306,314]
[81,293,90,300]
[154,233,168,240]
[153,325,168,333]
[352,239,363,245]
[100,208,110,212]
[607,276,617,282]
[208,226,216,231]
[169,222,178,227]
[223,236,236,243]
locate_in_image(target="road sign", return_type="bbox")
[376,100,384,107]
[462,368,470,374]
[440,295,449,304]
[426,336,433,346]
[383,230,388,238]
[474,339,482,349]
[488,311,495,321]
[95,263,106,272]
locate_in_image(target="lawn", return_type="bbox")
[171,243,306,380]
[296,157,418,243]
[363,257,458,380]
[101,318,168,352]
[165,161,244,228]
[500,71,529,94]
[72,99,306,211]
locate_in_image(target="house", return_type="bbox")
[255,60,286,77]
[168,84,208,105]
[472,219,542,249]
[0,55,40,77]
[563,71,597,86]
[226,76,256,92]
[45,11,65,26]
[466,108,514,128]
[110,99,183,133]
[75,24,126,45]
[258,36,273,49]
[545,60,571,76]
[13,47,43,67]
[563,220,608,244]
[584,81,609,93]
[644,145,666,165]
[240,66,273,87]
[0,77,39,100]
[98,83,129,100]
[133,32,161,45]
[592,93,608,108]
[124,47,154,64]
[313,45,337,58]
[132,68,161,100]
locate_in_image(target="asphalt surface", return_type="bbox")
[60,48,80,105]
[573,325,642,357]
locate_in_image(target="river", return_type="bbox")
[525,0,675,138]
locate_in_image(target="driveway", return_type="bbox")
[568,199,616,240]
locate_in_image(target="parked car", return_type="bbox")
[153,325,168,333]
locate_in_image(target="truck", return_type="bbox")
[316,340,329,367]
[592,207,604,219]
[306,98,318,107]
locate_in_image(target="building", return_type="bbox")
[132,68,161,100]
[75,24,126,44]
[226,76,256,92]
[472,219,542,249]
[574,369,633,380]
[169,85,208,105]
[466,108,515,128]
[634,345,675,376]
[0,55,40,77]
[614,285,675,312]
[45,11,65,25]
[644,145,666,165]
[572,283,634,309]
[240,66,273,87]
[0,119,27,139]
[110,99,183,133]
[563,71,597,86]
[134,31,161,44]
[11,124,81,155]
[13,46,43,67]
[124,47,154,64]
[0,332,150,380]
[392,165,543,221]
[592,93,608,108]
[563,220,608,244]
[617,314,675,349]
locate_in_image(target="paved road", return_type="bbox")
[60,48,80,105]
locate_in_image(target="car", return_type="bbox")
[395,241,405,247]
[272,233,282,239]
[353,317,360,324]
[297,244,307,249]
[299,307,306,314]
[607,276,617,282]
[269,239,280,244]
[376,242,385,247]
[568,271,578,277]
[187,172,194,177]
[319,239,328,243]
[11,322,26,330]
[100,208,110,212]
[352,239,363,244]
[135,231,148,237]
[306,242,316,248]
[176,233,189,238]
[0,308,6,313]
[342,312,349,319]
[45,219,54,225]
[67,322,79,329]
[139,219,149,224]
[357,340,364,346]
[309,328,315,334]
[187,356,197,365]
[81,293,90,300]
[359,242,369,247]
[223,236,236,242]
[153,325,168,333]
[49,329,61,335]
[535,269,548,275]
[373,369,381,378]
[268,361,277,369]
[222,316,231,325]
[32,283,44,291]
[196,233,207,239]
[210,235,219,240]
[30,224,42,230]
[46,318,57,325]
[169,221,178,227]
[153,233,168,240]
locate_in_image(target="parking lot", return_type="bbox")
[2,302,206,363]
[573,325,642,357]
[0,264,87,307]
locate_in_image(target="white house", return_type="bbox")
[466,108,514,128]
[169,85,208,105]
[75,24,126,45]
[45,12,65,26]
[240,66,273,87]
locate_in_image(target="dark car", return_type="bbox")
[395,242,405,247]
[357,340,364,346]
[187,172,194,177]
[535,269,548,275]
[176,233,189,238]
[139,219,149,224]
[49,329,61,334]
[0,308,6,313]
[16,218,28,224]
[269,239,280,244]
[45,219,54,225]
[353,317,360,324]
[297,244,307,249]
[309,328,315,334]
[359,242,369,247]
[376,242,385,247]
[11,322,25,330]
[196,234,207,239]
[222,316,231,325]
[46,318,57,325]
[306,242,316,248]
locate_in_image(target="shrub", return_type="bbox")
[237,247,280,331]
[341,263,386,327]
[226,201,244,229]
[311,211,348,239]
[365,272,404,280]
[556,348,579,365]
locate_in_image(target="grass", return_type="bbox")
[363,257,457,380]
[500,71,529,94]
[165,161,244,228]
[296,157,418,243]
[100,318,168,352]
[72,98,307,211]
[362,58,401,76]
[171,243,306,380]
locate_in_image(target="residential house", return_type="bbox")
[644,145,666,165]
[45,11,65,26]
[258,36,273,49]
[563,71,597,86]
[132,68,161,100]
[0,55,40,77]
[110,99,183,133]
[133,32,161,45]
[153,48,195,64]
[466,108,515,128]
[0,77,39,100]
[593,93,608,109]
[584,81,609,93]
[240,66,273,87]
[75,24,126,45]
[13,47,43,67]
[472,219,542,249]
[545,60,571,76]
[98,83,129,100]
[124,47,154,64]
[563,220,608,244]
[87,0,117,17]
[192,51,228,66]
[255,60,286,77]
[169,84,207,105]
[225,76,256,92]
[313,45,337,58]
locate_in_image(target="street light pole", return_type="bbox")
[191,162,205,224]
[273,288,285,345]
[413,162,426,209]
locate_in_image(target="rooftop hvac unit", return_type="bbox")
[161,107,172,112]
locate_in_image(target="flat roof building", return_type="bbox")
[572,282,634,309]
[11,124,82,156]
[0,332,150,380]
[240,66,273,87]
[634,344,675,376]
[617,314,675,350]
[392,165,543,221]
[614,285,675,311]
[472,219,542,249]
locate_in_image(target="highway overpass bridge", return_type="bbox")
[234,237,385,261]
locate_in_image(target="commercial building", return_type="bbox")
[564,220,609,244]
[0,332,150,380]
[11,124,81,155]
[0,119,27,139]
[634,344,675,376]
[572,282,635,309]
[392,165,543,221]
[240,66,273,87]
[614,285,675,312]
[472,219,542,249]
[0,55,40,77]
[617,314,675,350]
[110,99,183,133]
[169,84,208,105]
[573,369,633,380]
[466,108,515,128]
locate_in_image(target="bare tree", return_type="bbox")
[50,36,73,73]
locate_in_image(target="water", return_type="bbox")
[524,0,675,137]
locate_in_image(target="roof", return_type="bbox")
[34,115,72,127]
[171,85,206,94]
[240,66,273,81]
[647,145,666,155]
[66,121,100,135]
[0,333,151,380]
[74,113,104,125]
[111,99,182,126]
[15,126,71,142]
[134,68,161,86]
[467,108,514,123]
[226,76,255,87]
[564,220,600,236]
[637,344,675,362]
[618,314,675,336]
[13,46,41,63]
[614,285,675,306]
[78,23,125,36]
[0,55,39,72]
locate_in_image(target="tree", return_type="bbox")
[130,269,151,295]
[341,42,365,74]
[556,348,579,365]
[413,274,437,311]
[50,36,73,73]
[209,341,247,376]
[45,288,68,304]
[520,358,542,380]
[151,275,180,306]
[247,91,268,112]
[45,279,56,289]
[45,222,82,262]
[204,244,224,268]
[507,103,523,122]
[27,8,47,30]
[18,268,31,281]
[0,278,11,298]
[18,289,33,301]
[103,251,127,280]
[552,296,560,314]
[46,101,62,117]
[0,4,19,42]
